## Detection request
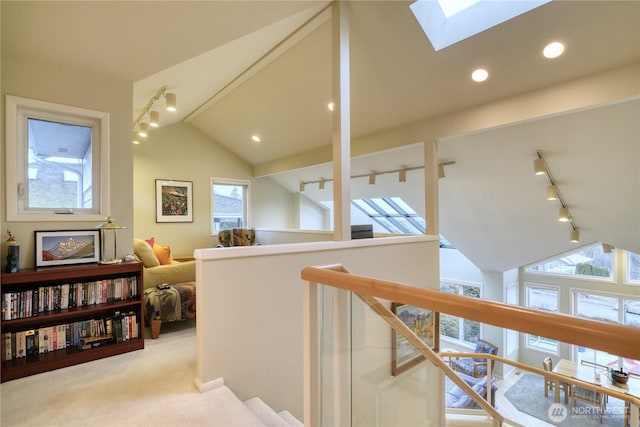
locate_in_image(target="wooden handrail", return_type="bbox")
[301,265,640,361]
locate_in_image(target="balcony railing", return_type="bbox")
[302,264,639,427]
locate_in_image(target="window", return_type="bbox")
[627,251,640,283]
[211,178,249,234]
[573,290,640,372]
[525,243,613,280]
[5,95,109,221]
[440,279,481,345]
[525,284,559,353]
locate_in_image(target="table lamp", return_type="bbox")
[96,216,126,264]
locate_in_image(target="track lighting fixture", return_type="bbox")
[132,132,140,145]
[438,161,456,179]
[533,158,546,175]
[132,86,177,143]
[535,150,581,242]
[602,243,614,253]
[319,179,325,191]
[165,92,177,112]
[299,183,305,193]
[149,110,160,127]
[368,174,376,185]
[138,122,149,138]
[399,169,407,183]
[570,228,580,243]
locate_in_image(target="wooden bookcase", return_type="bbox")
[1,262,144,382]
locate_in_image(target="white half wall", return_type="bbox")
[194,235,440,421]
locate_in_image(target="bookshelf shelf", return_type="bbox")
[1,262,144,382]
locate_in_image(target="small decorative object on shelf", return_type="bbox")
[5,230,19,273]
[96,217,126,264]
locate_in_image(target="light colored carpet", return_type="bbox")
[0,320,271,427]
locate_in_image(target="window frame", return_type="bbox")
[439,278,482,347]
[524,282,560,354]
[210,177,250,235]
[524,243,615,283]
[5,95,110,222]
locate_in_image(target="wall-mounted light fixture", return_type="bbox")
[534,150,579,242]
[132,86,177,143]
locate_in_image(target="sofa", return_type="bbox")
[133,238,195,290]
[445,373,496,409]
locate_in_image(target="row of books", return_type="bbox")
[2,276,139,320]
[1,311,139,361]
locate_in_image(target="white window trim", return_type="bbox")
[524,282,560,355]
[5,95,110,222]
[439,277,483,347]
[210,177,251,236]
[623,250,640,286]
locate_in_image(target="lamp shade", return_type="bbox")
[96,216,126,230]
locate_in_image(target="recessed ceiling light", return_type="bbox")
[251,135,261,143]
[327,102,334,111]
[543,41,565,59]
[471,68,488,82]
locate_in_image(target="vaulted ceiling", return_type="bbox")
[2,1,639,272]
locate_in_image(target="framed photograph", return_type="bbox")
[155,179,193,223]
[35,230,101,268]
[391,302,439,376]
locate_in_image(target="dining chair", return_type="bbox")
[571,384,605,423]
[543,357,570,403]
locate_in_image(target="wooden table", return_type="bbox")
[553,359,640,426]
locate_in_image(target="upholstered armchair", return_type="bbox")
[217,228,257,247]
[451,339,499,378]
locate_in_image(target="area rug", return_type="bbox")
[504,373,626,427]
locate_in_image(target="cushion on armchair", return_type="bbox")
[133,238,195,289]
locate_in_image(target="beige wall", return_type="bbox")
[133,122,297,256]
[1,53,133,269]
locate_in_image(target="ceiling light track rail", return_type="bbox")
[534,150,579,242]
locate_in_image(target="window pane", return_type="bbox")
[526,285,559,352]
[27,119,92,209]
[526,243,613,279]
[575,292,619,323]
[212,182,247,232]
[629,251,640,282]
[440,314,459,340]
[624,299,640,327]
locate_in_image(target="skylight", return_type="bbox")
[410,0,551,51]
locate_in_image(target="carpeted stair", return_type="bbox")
[205,385,303,427]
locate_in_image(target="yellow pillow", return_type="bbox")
[153,243,173,265]
[133,238,160,268]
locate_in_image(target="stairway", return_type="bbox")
[204,385,303,427]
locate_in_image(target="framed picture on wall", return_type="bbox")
[155,179,193,223]
[391,302,439,376]
[34,230,101,267]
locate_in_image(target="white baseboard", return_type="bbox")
[195,376,225,393]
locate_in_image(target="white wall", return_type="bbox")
[1,53,134,267]
[194,236,440,422]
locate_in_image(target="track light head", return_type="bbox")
[399,169,407,183]
[570,228,580,243]
[149,110,160,127]
[132,132,140,145]
[546,185,558,201]
[165,92,177,112]
[558,207,570,222]
[368,174,376,185]
[299,183,305,193]
[138,122,149,138]
[533,158,546,175]
[602,243,614,253]
[319,180,325,191]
